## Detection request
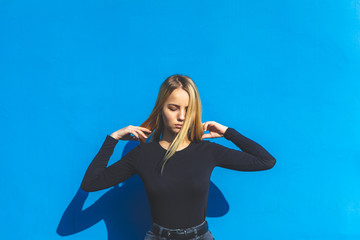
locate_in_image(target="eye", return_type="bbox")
[169,108,176,111]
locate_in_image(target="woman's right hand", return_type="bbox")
[110,125,152,141]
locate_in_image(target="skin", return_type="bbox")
[159,88,191,150]
[159,88,229,151]
[110,88,229,145]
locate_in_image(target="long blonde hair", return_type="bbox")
[138,74,204,175]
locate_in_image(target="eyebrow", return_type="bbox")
[168,104,188,108]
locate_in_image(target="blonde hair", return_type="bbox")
[138,74,204,175]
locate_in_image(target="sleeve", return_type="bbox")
[80,135,142,192]
[213,127,276,171]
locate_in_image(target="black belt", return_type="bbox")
[151,221,208,239]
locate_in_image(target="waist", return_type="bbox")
[151,220,208,239]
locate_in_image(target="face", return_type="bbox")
[161,88,190,136]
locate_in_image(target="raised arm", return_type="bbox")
[80,135,142,192]
[213,127,276,171]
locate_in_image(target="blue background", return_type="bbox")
[1,0,360,239]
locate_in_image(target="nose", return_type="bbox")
[178,109,186,121]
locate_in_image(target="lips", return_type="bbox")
[175,125,183,128]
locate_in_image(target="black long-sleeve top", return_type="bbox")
[80,127,276,229]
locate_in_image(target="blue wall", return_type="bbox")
[1,0,360,239]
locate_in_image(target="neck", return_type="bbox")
[160,129,190,145]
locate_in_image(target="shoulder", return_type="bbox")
[137,141,162,153]
[121,141,158,161]
[196,139,230,154]
[197,139,221,147]
[130,141,155,152]
[198,139,212,145]
[191,139,220,152]
[141,141,157,149]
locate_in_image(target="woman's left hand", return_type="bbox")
[202,121,229,139]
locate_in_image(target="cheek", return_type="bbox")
[162,111,172,123]
[164,112,178,125]
[167,112,176,121]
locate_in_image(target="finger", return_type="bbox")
[202,133,211,139]
[138,127,152,132]
[139,129,149,138]
[128,133,136,140]
[134,129,148,138]
[134,130,145,139]
[130,130,140,139]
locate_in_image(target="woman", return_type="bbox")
[80,74,276,240]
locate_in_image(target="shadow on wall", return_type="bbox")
[56,141,230,240]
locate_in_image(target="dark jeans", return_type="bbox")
[144,221,215,240]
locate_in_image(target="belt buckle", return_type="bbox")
[166,230,182,238]
[175,229,189,238]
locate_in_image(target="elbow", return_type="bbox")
[259,156,276,170]
[266,157,276,169]
[80,183,96,192]
[80,185,91,192]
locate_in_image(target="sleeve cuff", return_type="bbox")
[106,134,119,143]
[223,127,235,140]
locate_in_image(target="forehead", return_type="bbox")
[165,88,189,105]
